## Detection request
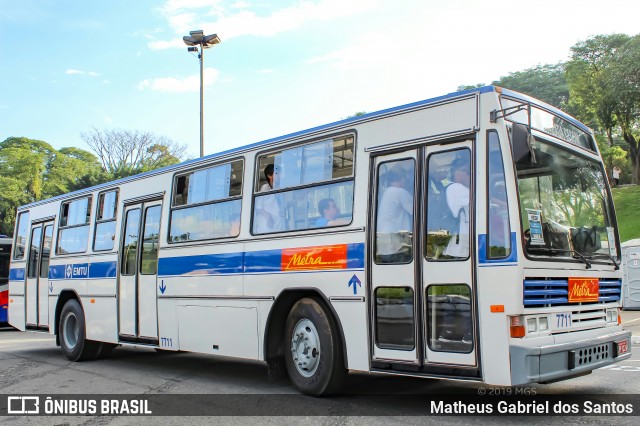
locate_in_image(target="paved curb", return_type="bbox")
[632,335,640,345]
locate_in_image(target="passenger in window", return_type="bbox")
[377,166,413,263]
[315,198,349,227]
[443,157,470,258]
[254,164,285,233]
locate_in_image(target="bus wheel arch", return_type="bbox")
[264,289,347,394]
[55,292,101,361]
[54,290,81,345]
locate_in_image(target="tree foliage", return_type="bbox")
[492,63,569,109]
[80,128,187,179]
[567,34,640,183]
[0,137,105,235]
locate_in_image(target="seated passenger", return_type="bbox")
[254,164,285,233]
[315,198,349,227]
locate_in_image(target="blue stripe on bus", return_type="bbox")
[0,306,7,324]
[158,252,244,276]
[158,243,366,277]
[89,261,118,279]
[49,261,117,280]
[244,249,282,274]
[9,268,25,281]
[477,232,518,264]
[27,243,367,281]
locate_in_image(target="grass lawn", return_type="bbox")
[612,185,640,243]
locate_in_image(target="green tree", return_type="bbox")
[566,34,640,183]
[610,35,640,184]
[492,63,569,109]
[456,83,485,92]
[0,137,104,235]
[565,34,630,146]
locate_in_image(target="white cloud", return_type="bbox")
[149,0,376,49]
[137,67,220,93]
[66,69,100,77]
[161,0,222,14]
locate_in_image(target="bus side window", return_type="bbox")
[487,131,511,259]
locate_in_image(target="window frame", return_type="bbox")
[424,147,472,262]
[56,195,92,255]
[93,189,119,252]
[167,157,244,244]
[12,211,30,260]
[373,157,416,265]
[486,130,512,260]
[250,133,356,236]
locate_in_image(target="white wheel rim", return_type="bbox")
[290,318,321,377]
[63,312,79,350]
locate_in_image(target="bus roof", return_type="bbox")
[18,85,589,210]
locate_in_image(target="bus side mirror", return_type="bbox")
[511,123,536,165]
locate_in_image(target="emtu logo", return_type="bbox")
[66,264,73,278]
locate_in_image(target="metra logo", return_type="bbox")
[281,245,347,271]
[568,278,599,303]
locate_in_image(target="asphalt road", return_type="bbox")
[1,312,640,425]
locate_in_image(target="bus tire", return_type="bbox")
[284,297,345,395]
[59,299,100,361]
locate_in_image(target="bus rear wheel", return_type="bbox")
[59,299,100,361]
[284,297,345,395]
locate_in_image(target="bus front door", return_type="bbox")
[25,221,53,330]
[118,200,162,344]
[370,141,477,373]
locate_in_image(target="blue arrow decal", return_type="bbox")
[348,274,361,295]
[49,282,53,293]
[159,280,166,294]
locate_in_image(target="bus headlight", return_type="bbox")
[527,318,537,333]
[538,316,548,331]
[606,309,618,323]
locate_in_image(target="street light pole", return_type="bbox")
[199,45,204,158]
[183,30,221,158]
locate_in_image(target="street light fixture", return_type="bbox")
[183,30,221,158]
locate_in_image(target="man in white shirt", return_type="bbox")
[376,165,414,263]
[444,157,470,258]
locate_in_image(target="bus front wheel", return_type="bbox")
[59,299,101,361]
[284,297,345,395]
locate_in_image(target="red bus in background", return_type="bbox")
[0,236,11,325]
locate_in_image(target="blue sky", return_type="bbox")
[1,0,639,159]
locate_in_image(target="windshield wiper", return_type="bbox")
[585,253,620,270]
[529,247,592,269]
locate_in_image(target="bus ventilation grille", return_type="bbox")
[523,279,621,308]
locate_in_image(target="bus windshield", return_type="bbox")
[516,137,618,262]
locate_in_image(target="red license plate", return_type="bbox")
[616,340,629,356]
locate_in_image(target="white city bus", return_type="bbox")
[8,86,631,395]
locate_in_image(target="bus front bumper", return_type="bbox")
[509,328,631,385]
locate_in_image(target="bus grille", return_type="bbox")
[568,343,612,370]
[523,279,621,308]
